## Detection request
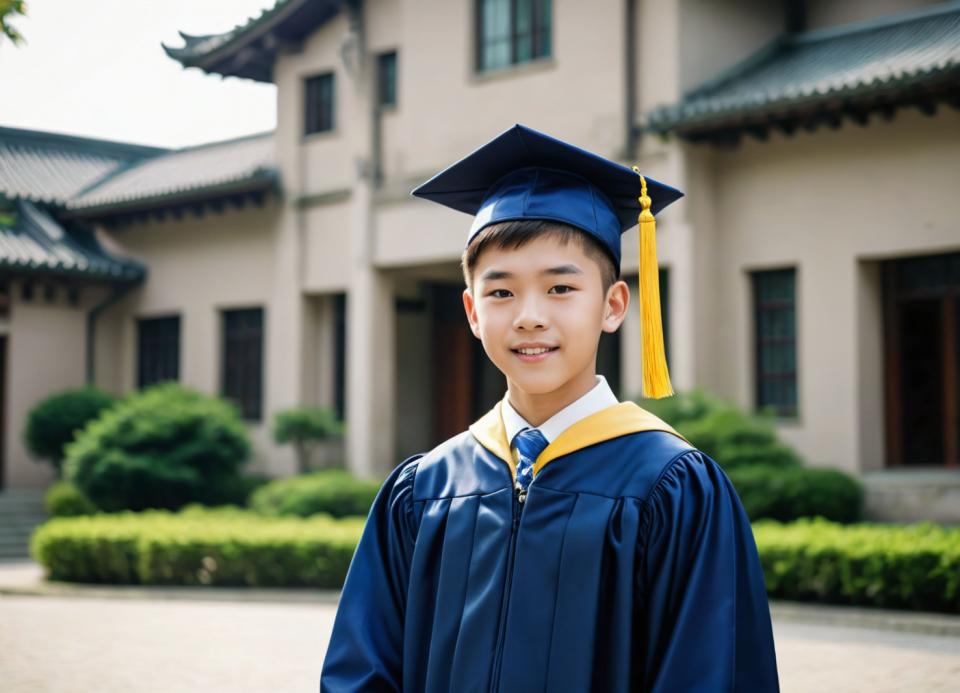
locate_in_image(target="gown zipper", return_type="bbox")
[489,467,534,691]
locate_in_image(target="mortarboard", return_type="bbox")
[411,124,682,399]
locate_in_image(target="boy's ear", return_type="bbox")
[601,279,630,334]
[462,288,481,338]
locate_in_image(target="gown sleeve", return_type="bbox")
[636,450,780,692]
[319,455,422,693]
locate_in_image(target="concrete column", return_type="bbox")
[345,176,396,478]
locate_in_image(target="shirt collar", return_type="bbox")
[502,374,619,447]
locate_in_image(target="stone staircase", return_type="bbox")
[0,489,47,561]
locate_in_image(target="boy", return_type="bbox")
[320,125,780,692]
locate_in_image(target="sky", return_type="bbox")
[1,0,279,149]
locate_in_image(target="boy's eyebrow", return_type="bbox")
[479,264,583,282]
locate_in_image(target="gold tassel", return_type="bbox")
[632,167,674,399]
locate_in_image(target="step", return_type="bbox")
[0,504,47,515]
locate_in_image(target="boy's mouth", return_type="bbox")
[511,345,559,362]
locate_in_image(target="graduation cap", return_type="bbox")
[411,124,682,399]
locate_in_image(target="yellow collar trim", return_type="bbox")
[468,395,691,479]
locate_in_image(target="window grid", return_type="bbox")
[222,308,264,421]
[477,0,551,72]
[377,51,397,108]
[752,269,798,417]
[137,316,180,389]
[304,73,335,135]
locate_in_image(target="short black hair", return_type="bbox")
[461,219,618,294]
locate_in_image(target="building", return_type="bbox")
[2,0,959,520]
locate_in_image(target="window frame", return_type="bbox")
[136,314,181,389]
[377,50,398,109]
[475,0,552,73]
[220,307,265,422]
[304,72,336,136]
[751,268,799,418]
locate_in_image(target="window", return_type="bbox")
[377,51,397,108]
[304,72,335,135]
[222,308,264,421]
[477,0,552,72]
[752,269,797,417]
[137,316,180,388]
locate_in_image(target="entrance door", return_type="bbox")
[429,283,505,445]
[883,252,960,468]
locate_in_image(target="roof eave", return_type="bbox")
[64,171,280,219]
[163,0,341,84]
[646,69,960,140]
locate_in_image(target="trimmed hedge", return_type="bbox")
[31,511,960,613]
[755,518,960,613]
[44,481,98,517]
[30,506,364,588]
[727,464,864,524]
[249,469,382,519]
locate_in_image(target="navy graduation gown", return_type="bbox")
[320,400,779,692]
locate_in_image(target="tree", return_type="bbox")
[272,406,344,474]
[0,1,27,46]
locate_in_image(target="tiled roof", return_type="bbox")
[163,0,341,83]
[68,132,277,214]
[0,126,165,206]
[0,199,145,281]
[0,126,277,281]
[646,2,960,136]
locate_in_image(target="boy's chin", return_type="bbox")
[504,371,571,397]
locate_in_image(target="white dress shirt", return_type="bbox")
[501,375,619,463]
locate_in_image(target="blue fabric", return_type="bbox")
[410,124,684,269]
[512,427,548,492]
[319,430,780,692]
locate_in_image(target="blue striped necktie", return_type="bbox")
[512,427,549,494]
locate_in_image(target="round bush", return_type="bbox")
[727,464,864,523]
[639,389,801,470]
[638,388,728,428]
[63,383,251,512]
[24,386,117,477]
[250,469,382,519]
[45,481,98,517]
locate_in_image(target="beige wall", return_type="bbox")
[678,0,784,94]
[705,109,960,472]
[3,281,114,488]
[98,199,295,476]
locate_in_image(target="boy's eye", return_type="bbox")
[549,285,574,294]
[488,289,512,298]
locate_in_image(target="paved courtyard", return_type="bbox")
[1,593,958,692]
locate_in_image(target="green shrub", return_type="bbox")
[63,383,251,512]
[272,406,344,474]
[639,389,801,470]
[30,508,364,588]
[727,464,864,523]
[44,481,98,517]
[754,518,960,613]
[249,469,382,519]
[24,386,117,477]
[638,388,728,428]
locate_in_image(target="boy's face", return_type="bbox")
[462,233,629,408]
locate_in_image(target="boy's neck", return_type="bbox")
[506,366,599,428]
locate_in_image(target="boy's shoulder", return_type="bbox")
[405,404,702,502]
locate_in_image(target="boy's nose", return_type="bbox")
[513,298,548,330]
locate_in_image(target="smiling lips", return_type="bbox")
[511,344,560,362]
